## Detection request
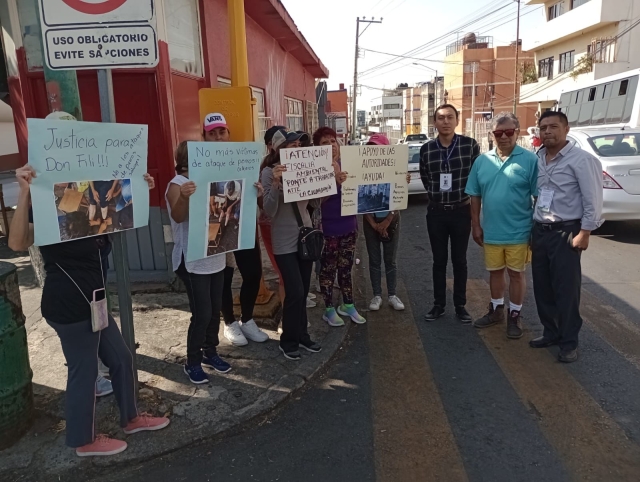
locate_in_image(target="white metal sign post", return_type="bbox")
[38,0,158,70]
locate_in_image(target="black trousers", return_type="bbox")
[426,204,471,308]
[176,261,225,366]
[531,222,583,351]
[275,252,313,352]
[221,243,263,324]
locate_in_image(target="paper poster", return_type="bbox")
[28,118,149,246]
[281,146,337,203]
[187,142,261,262]
[340,145,409,215]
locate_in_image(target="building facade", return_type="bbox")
[443,33,538,136]
[2,0,328,279]
[520,0,640,112]
[326,83,349,142]
[369,89,404,143]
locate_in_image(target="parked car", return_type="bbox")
[567,128,640,221]
[407,143,426,194]
[398,133,429,145]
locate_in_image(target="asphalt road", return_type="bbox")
[92,195,640,482]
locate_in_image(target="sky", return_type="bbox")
[280,0,546,109]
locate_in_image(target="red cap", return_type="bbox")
[367,133,390,145]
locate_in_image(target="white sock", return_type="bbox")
[491,298,504,310]
[509,302,522,313]
[101,207,108,219]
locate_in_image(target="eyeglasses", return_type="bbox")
[493,129,517,138]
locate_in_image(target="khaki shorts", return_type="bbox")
[484,243,531,272]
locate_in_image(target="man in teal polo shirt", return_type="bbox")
[465,112,538,339]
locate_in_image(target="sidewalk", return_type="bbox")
[0,238,349,481]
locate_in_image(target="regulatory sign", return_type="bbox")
[38,0,158,70]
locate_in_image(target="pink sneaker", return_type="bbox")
[124,413,170,435]
[76,435,127,457]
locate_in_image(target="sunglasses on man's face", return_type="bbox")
[493,129,517,138]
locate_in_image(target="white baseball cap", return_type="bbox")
[203,112,229,132]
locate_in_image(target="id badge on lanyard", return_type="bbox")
[537,187,554,213]
[439,137,458,193]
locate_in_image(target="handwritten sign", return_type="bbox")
[281,146,337,202]
[28,118,149,246]
[340,145,409,216]
[186,142,261,262]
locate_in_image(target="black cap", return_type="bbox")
[264,125,286,145]
[295,131,311,145]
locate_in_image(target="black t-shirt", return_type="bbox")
[40,235,111,324]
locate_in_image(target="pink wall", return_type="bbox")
[201,0,317,126]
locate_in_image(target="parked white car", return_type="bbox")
[567,128,640,221]
[407,143,426,194]
[398,133,429,145]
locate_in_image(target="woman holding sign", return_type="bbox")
[9,164,169,458]
[166,141,232,384]
[313,127,367,327]
[262,129,326,360]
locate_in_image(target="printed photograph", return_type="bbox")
[357,183,391,214]
[207,179,243,256]
[54,179,134,241]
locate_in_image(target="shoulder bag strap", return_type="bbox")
[291,202,304,229]
[55,250,105,305]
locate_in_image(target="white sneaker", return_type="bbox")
[307,292,316,300]
[369,296,383,311]
[239,319,269,343]
[306,296,317,308]
[224,321,248,346]
[388,295,405,311]
[96,375,113,397]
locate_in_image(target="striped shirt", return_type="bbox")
[419,134,480,204]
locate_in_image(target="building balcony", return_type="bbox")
[523,0,630,52]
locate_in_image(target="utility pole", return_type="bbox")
[471,62,479,140]
[513,0,521,114]
[352,16,382,142]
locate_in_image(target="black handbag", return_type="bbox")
[292,203,324,261]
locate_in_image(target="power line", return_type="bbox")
[360,5,541,81]
[358,0,512,77]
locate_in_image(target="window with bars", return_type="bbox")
[572,0,591,8]
[538,57,554,79]
[588,38,616,64]
[463,86,478,97]
[166,0,203,76]
[559,51,575,73]
[285,97,304,132]
[306,101,319,135]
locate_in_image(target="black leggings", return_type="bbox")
[221,244,263,324]
[275,252,313,352]
[176,260,224,366]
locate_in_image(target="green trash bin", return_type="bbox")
[0,261,34,450]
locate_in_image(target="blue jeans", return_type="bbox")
[363,218,400,297]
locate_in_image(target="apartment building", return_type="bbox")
[369,89,405,143]
[327,83,349,142]
[403,84,426,136]
[520,0,640,111]
[420,77,445,137]
[444,33,538,136]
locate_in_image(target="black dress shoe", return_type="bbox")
[425,305,445,322]
[529,336,559,348]
[558,348,578,363]
[455,306,472,324]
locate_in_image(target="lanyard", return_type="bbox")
[437,136,458,173]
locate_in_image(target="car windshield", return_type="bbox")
[588,133,640,157]
[408,145,421,163]
[406,134,427,142]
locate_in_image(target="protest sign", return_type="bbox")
[340,144,409,216]
[281,146,337,202]
[28,118,149,246]
[186,142,261,262]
